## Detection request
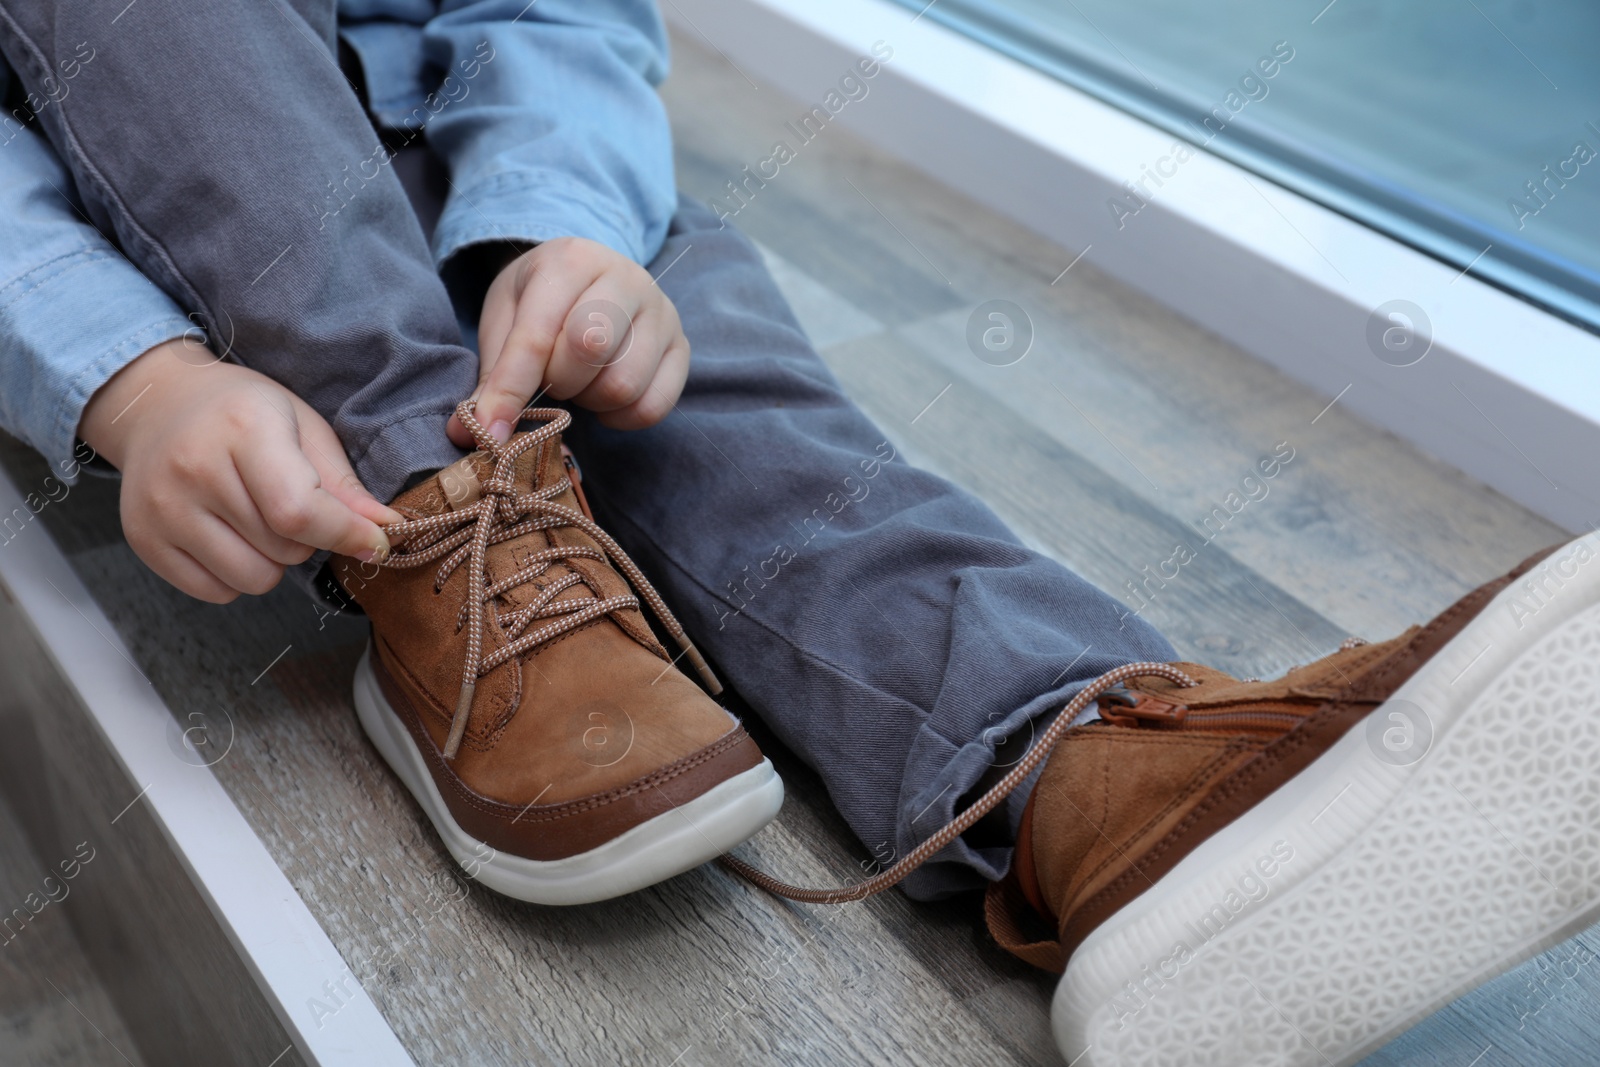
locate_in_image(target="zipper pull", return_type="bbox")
[1097,686,1189,728]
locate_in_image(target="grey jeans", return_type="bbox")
[0,1,1174,897]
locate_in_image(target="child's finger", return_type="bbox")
[293,398,404,525]
[137,538,244,605]
[235,431,392,561]
[570,304,671,414]
[208,491,317,568]
[177,512,288,597]
[474,262,598,442]
[473,331,549,444]
[543,278,645,407]
[597,333,690,431]
[193,454,319,567]
[448,281,519,447]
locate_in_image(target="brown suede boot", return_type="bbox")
[332,403,781,905]
[987,536,1600,1066]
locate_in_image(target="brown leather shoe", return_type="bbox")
[983,536,1600,1065]
[333,403,782,905]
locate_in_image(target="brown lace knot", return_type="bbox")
[377,401,721,759]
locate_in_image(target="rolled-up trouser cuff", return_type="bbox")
[348,408,466,506]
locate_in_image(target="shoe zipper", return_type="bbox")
[560,446,596,522]
[1099,688,1304,732]
[1174,709,1305,731]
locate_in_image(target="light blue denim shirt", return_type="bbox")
[0,0,676,479]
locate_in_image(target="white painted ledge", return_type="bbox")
[667,0,1600,532]
[0,467,413,1067]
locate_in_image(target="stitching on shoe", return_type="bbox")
[482,604,676,744]
[1069,736,1256,893]
[385,636,521,756]
[477,615,609,745]
[380,615,609,751]
[1099,737,1111,830]
[376,646,750,821]
[482,643,524,745]
[426,724,750,824]
[383,636,499,754]
[1038,729,1245,892]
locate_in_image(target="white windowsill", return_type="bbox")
[665,0,1600,532]
[0,467,415,1067]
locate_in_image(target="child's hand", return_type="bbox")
[447,237,689,447]
[80,340,400,604]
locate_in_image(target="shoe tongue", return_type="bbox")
[387,453,494,518]
[388,435,595,612]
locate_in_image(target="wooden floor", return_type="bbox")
[3,27,1599,1066]
[0,791,147,1067]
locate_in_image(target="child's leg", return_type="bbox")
[563,199,1178,899]
[0,1,471,501]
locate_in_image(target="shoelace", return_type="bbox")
[720,661,1198,903]
[376,401,721,760]
[1243,636,1368,682]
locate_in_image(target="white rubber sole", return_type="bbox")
[1055,534,1600,1066]
[352,645,784,905]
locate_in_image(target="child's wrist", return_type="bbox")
[78,338,200,469]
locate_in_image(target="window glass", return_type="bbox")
[900,0,1600,330]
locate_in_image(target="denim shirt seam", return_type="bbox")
[437,171,643,261]
[448,168,638,235]
[0,246,115,314]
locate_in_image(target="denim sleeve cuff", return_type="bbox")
[430,167,652,272]
[0,248,194,483]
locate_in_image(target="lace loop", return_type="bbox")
[376,401,721,759]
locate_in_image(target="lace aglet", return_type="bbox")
[676,635,723,696]
[443,679,475,760]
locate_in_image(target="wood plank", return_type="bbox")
[0,562,308,1067]
[0,791,148,1067]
